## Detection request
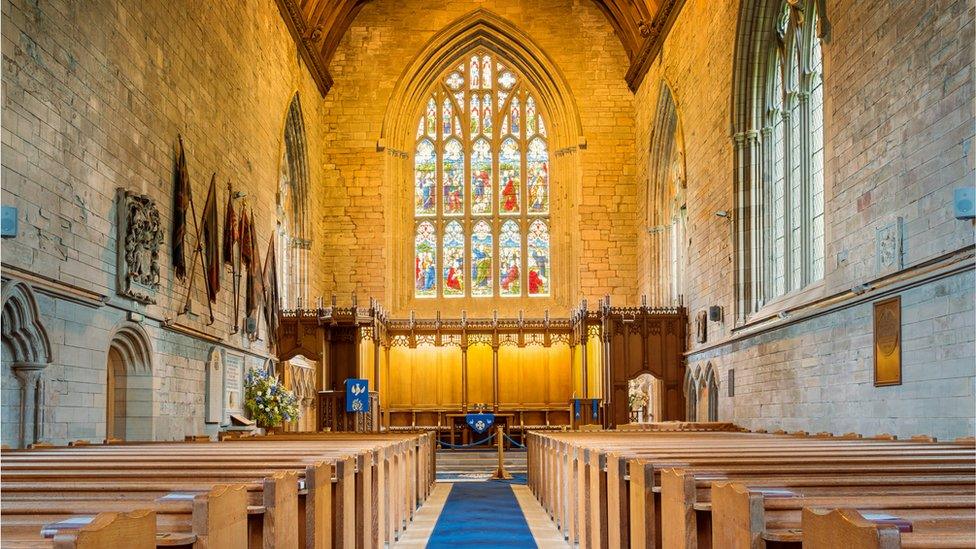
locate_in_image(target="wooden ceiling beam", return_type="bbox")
[272,0,685,98]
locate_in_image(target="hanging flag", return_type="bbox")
[173,135,191,280]
[222,182,237,267]
[200,174,220,303]
[263,233,280,352]
[245,208,264,323]
[239,206,253,268]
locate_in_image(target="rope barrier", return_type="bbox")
[502,432,525,449]
[437,432,495,449]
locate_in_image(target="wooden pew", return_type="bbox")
[803,507,976,549]
[2,433,433,549]
[526,429,976,549]
[2,484,246,548]
[660,468,976,549]
[711,481,976,548]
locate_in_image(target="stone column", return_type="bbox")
[12,362,47,448]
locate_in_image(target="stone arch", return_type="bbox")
[698,362,719,422]
[381,9,585,313]
[1,279,53,448]
[106,321,154,441]
[646,81,687,305]
[731,0,831,321]
[683,365,699,422]
[278,93,312,309]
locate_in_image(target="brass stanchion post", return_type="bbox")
[491,424,512,480]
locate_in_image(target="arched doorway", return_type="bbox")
[627,372,663,423]
[105,323,154,441]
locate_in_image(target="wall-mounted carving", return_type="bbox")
[695,310,708,343]
[876,217,903,274]
[116,189,163,304]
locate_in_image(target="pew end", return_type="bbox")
[51,510,156,549]
[802,507,901,549]
[192,484,248,548]
[710,482,764,549]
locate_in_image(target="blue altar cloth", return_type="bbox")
[465,413,495,434]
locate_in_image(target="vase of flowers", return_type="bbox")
[628,388,648,412]
[243,368,300,431]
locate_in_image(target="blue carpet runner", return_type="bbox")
[427,480,536,548]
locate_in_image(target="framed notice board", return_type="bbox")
[873,296,902,386]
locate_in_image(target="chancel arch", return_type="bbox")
[381,9,584,316]
[105,322,154,441]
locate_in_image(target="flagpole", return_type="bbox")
[180,173,216,325]
[230,182,241,335]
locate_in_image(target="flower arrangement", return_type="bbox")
[628,387,648,411]
[243,368,300,428]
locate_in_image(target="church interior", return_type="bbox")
[1,0,974,547]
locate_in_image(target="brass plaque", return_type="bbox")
[873,296,902,386]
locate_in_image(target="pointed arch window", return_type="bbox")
[413,50,551,298]
[757,0,826,306]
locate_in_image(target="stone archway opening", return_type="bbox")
[105,324,154,441]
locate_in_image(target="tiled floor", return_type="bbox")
[392,482,570,548]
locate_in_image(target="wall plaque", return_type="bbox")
[873,296,901,386]
[115,188,163,304]
[205,348,223,424]
[224,353,245,424]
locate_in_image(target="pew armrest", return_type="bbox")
[802,508,902,549]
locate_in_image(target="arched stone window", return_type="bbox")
[733,0,828,318]
[646,83,687,305]
[382,10,583,313]
[277,93,312,309]
[413,49,552,300]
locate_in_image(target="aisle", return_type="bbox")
[428,481,535,547]
[394,481,568,548]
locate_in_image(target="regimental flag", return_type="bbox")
[262,234,280,353]
[239,206,253,269]
[245,208,264,324]
[200,174,220,303]
[222,183,237,267]
[173,135,191,280]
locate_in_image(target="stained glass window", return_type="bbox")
[443,220,465,297]
[415,222,437,298]
[527,220,549,296]
[499,220,521,297]
[471,221,493,296]
[412,50,552,299]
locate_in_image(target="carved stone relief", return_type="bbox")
[116,189,163,304]
[875,217,903,274]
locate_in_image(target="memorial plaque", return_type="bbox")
[873,296,901,387]
[205,348,223,424]
[224,353,245,424]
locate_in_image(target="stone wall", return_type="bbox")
[1,0,329,444]
[319,0,640,314]
[635,0,975,439]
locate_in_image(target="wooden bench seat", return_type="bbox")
[803,507,976,549]
[2,433,434,549]
[526,429,976,549]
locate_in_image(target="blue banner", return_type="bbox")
[345,378,369,413]
[465,413,495,434]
